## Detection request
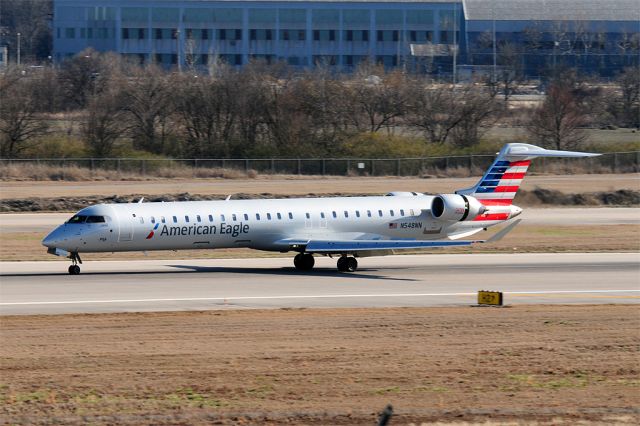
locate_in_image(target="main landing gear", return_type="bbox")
[293,253,358,272]
[294,253,315,271]
[68,252,82,275]
[337,256,358,272]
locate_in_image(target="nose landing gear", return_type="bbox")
[68,252,82,275]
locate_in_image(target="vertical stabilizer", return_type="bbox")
[456,143,599,206]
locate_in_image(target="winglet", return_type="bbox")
[485,219,521,243]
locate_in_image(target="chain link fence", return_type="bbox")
[0,152,638,179]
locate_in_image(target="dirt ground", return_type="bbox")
[1,306,638,425]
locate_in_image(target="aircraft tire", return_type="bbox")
[68,265,81,275]
[345,257,358,272]
[294,253,314,271]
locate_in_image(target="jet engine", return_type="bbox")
[430,194,486,222]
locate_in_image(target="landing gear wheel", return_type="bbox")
[68,264,81,275]
[293,253,315,271]
[337,256,358,272]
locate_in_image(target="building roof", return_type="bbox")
[463,0,640,22]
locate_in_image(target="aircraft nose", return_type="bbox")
[42,226,66,248]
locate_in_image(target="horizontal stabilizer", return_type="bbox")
[485,219,521,243]
[501,143,600,160]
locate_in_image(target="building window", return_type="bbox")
[155,28,163,39]
[65,28,75,39]
[202,29,209,40]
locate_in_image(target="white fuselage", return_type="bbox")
[42,194,504,254]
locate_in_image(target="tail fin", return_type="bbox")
[456,143,600,207]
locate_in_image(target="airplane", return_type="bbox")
[42,143,598,275]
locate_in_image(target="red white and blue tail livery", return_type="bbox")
[43,143,599,274]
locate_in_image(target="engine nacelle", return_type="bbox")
[431,194,486,221]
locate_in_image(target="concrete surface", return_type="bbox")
[1,253,638,315]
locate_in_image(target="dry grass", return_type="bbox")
[0,163,255,182]
[1,306,639,424]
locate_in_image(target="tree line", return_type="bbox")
[1,49,638,159]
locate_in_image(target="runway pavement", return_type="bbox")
[1,207,639,233]
[1,253,638,315]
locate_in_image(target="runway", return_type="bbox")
[1,207,639,233]
[1,253,638,315]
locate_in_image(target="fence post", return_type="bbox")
[271,158,275,174]
[613,152,618,173]
[141,159,146,176]
[396,159,401,176]
[297,159,302,175]
[371,159,375,176]
[321,159,326,176]
[347,159,351,176]
[117,158,121,176]
[468,155,473,171]
[245,159,250,172]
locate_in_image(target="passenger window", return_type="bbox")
[244,213,249,220]
[277,213,282,220]
[410,209,415,216]
[232,214,237,221]
[320,212,325,219]
[332,211,337,218]
[208,215,213,222]
[150,217,156,224]
[221,214,225,221]
[196,215,201,222]
[356,211,360,218]
[390,210,395,217]
[288,212,293,219]
[161,216,166,223]
[173,216,177,223]
[140,217,144,224]
[344,211,348,218]
[256,213,261,220]
[367,210,372,217]
[400,209,405,216]
[267,213,272,220]
[378,210,383,217]
[185,215,189,223]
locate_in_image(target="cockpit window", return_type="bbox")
[67,215,87,224]
[86,216,106,223]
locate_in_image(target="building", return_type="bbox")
[52,0,639,77]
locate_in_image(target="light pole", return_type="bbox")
[17,32,21,65]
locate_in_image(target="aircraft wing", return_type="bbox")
[276,219,521,254]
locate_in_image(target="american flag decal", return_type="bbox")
[389,223,398,229]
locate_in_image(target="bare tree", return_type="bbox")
[122,65,174,154]
[407,80,465,145]
[527,83,588,150]
[451,86,503,147]
[172,71,238,157]
[81,82,129,157]
[343,65,410,133]
[607,66,640,128]
[0,69,49,157]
